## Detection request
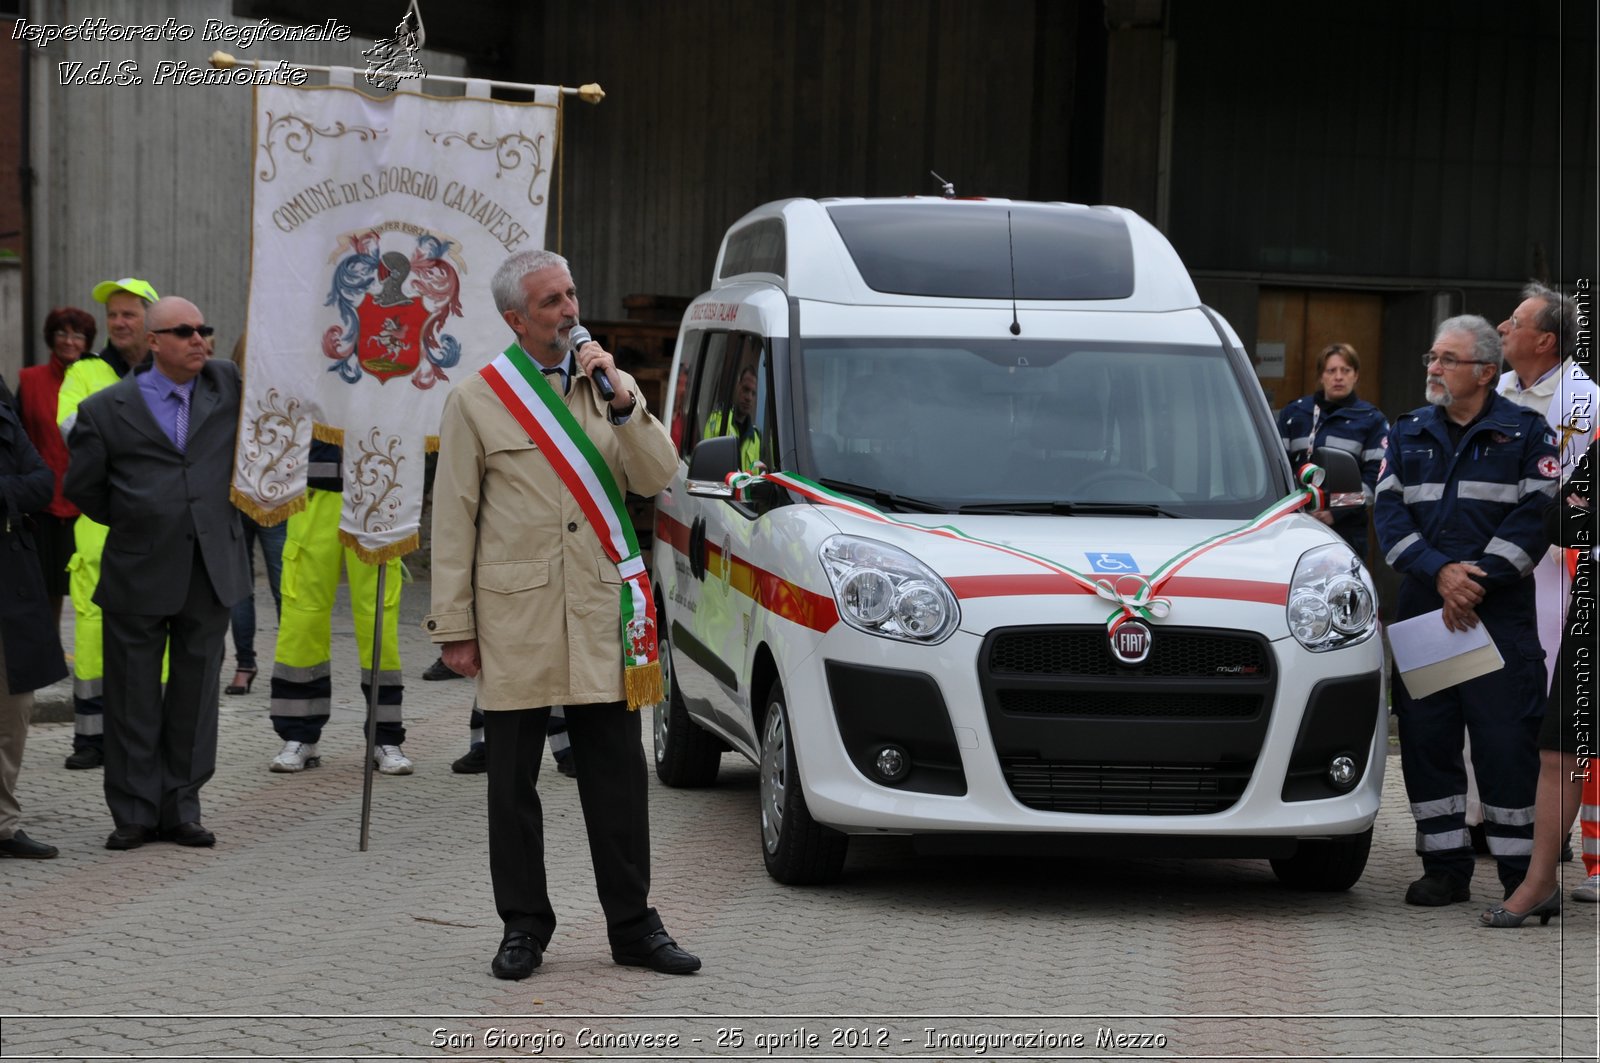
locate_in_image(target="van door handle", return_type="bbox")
[688,517,706,581]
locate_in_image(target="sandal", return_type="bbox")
[225,667,258,695]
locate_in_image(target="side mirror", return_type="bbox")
[686,435,739,498]
[1309,446,1364,509]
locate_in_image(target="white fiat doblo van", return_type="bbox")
[650,197,1383,889]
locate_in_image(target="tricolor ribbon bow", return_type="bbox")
[1093,574,1172,636]
[1295,462,1328,511]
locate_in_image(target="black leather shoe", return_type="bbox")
[422,657,463,681]
[555,756,577,778]
[65,746,104,770]
[0,830,59,858]
[490,932,542,980]
[451,745,488,774]
[611,929,701,974]
[1405,871,1471,906]
[105,825,157,850]
[163,821,215,847]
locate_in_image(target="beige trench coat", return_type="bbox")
[424,367,676,711]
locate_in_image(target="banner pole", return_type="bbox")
[210,52,605,103]
[358,562,387,852]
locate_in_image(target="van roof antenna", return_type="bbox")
[930,170,955,198]
[1006,210,1021,335]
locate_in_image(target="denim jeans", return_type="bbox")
[230,516,287,671]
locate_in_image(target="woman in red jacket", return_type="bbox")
[16,307,95,625]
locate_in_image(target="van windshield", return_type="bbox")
[796,339,1281,519]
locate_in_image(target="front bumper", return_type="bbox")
[784,623,1386,842]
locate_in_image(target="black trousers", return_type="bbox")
[483,702,661,949]
[101,546,229,831]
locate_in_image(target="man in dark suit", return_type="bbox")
[64,296,250,850]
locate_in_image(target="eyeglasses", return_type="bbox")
[152,324,215,339]
[54,331,88,341]
[1421,353,1489,370]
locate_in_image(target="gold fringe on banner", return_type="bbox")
[624,660,662,711]
[426,434,440,453]
[231,487,307,527]
[338,528,419,566]
[312,422,345,445]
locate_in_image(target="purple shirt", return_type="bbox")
[137,367,195,451]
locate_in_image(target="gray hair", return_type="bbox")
[1436,314,1503,373]
[1522,281,1578,361]
[490,250,571,314]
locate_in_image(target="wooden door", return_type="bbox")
[1254,289,1383,413]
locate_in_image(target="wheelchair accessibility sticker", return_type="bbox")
[1086,552,1139,573]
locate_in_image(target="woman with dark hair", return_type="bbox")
[0,379,70,857]
[1275,342,1389,559]
[1481,438,1596,926]
[16,307,96,624]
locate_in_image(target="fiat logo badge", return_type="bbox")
[1110,620,1152,665]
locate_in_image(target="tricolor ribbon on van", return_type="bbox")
[727,464,1327,637]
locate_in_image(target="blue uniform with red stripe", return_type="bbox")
[1374,392,1560,888]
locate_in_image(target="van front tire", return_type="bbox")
[651,624,722,787]
[1270,827,1372,891]
[759,682,847,885]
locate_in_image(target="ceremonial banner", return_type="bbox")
[235,81,560,561]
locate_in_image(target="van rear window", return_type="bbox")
[825,203,1136,300]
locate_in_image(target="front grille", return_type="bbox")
[1002,759,1252,815]
[979,625,1278,816]
[997,689,1260,719]
[990,628,1271,678]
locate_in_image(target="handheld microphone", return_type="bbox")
[568,323,615,401]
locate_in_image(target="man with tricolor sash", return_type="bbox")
[425,249,699,979]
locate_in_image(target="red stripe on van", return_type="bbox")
[655,513,840,633]
[946,573,1288,607]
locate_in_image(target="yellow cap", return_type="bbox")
[92,277,159,304]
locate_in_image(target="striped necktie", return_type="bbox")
[174,387,191,453]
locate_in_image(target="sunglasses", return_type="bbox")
[152,324,215,339]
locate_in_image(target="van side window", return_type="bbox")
[670,332,703,455]
[688,332,733,457]
[698,332,773,474]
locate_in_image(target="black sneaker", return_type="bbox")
[451,745,488,774]
[1405,871,1471,906]
[422,657,463,681]
[64,747,103,770]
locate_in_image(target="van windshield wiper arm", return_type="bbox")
[957,500,1177,517]
[814,478,947,513]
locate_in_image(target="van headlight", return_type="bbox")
[819,535,959,644]
[1287,544,1377,651]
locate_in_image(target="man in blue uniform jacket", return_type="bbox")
[1375,314,1560,907]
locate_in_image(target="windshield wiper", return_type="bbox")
[957,500,1177,517]
[814,478,947,513]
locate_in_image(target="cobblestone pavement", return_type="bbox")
[2,578,1595,1062]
